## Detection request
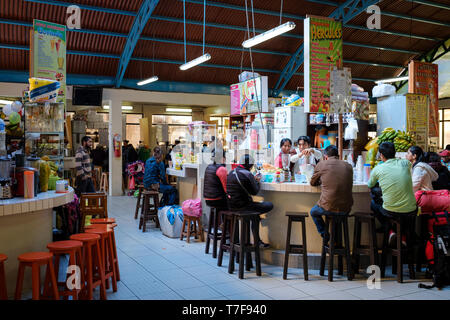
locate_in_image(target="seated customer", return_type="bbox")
[309,145,354,244]
[203,154,228,210]
[406,146,438,193]
[368,142,417,245]
[143,147,179,207]
[227,154,273,247]
[425,152,450,190]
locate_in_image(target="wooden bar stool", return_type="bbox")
[380,214,416,283]
[80,192,108,232]
[180,213,204,243]
[351,212,379,274]
[45,240,84,300]
[205,207,223,258]
[139,190,160,232]
[134,185,146,220]
[228,211,262,279]
[15,252,59,300]
[283,212,309,280]
[99,173,108,193]
[85,226,118,293]
[0,254,8,300]
[320,215,353,282]
[69,233,107,300]
[88,222,120,282]
[217,211,234,267]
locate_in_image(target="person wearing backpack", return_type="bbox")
[226,154,272,248]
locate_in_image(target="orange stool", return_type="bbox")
[0,254,7,300]
[14,252,59,300]
[70,233,107,300]
[86,222,120,281]
[85,226,117,293]
[45,240,84,300]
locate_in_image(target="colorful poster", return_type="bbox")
[408,61,438,138]
[229,76,268,114]
[406,93,428,150]
[304,16,343,113]
[30,19,66,103]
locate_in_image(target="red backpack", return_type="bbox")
[415,190,450,214]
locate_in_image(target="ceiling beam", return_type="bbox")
[404,0,450,10]
[272,0,380,97]
[115,0,159,88]
[23,0,136,16]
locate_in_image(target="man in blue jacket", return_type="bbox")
[144,147,178,207]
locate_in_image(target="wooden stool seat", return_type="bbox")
[283,212,309,280]
[91,218,116,224]
[205,207,223,258]
[45,240,84,300]
[80,193,108,233]
[15,252,59,300]
[139,190,160,232]
[381,214,416,283]
[69,233,107,300]
[180,213,204,243]
[320,215,353,282]
[228,211,262,279]
[351,212,378,274]
[0,254,7,300]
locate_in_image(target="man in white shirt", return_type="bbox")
[290,135,322,174]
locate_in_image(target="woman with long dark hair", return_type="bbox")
[274,138,293,169]
[406,146,438,193]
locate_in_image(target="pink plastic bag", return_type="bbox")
[182,198,202,217]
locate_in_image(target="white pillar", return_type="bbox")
[108,97,123,196]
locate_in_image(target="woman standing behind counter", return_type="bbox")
[290,136,323,174]
[274,138,294,169]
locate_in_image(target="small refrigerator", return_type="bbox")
[273,106,308,162]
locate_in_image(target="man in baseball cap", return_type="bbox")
[439,149,450,171]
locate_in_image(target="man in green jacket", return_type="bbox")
[368,142,417,245]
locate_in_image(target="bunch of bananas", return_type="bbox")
[376,128,415,151]
[394,131,415,152]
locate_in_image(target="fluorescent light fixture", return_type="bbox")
[137,76,159,86]
[166,108,192,113]
[103,105,134,110]
[179,53,211,71]
[242,21,296,48]
[375,76,409,84]
[0,99,13,105]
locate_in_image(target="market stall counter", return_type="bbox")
[0,187,74,298]
[257,182,372,268]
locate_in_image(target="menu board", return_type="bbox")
[304,16,343,113]
[30,19,67,103]
[330,67,352,113]
[408,61,438,138]
[230,76,269,114]
[406,93,428,150]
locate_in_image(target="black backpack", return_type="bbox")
[419,212,450,290]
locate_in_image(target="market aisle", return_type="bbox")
[104,196,450,300]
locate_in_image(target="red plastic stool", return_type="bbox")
[14,252,59,300]
[88,222,120,282]
[85,226,117,293]
[70,233,107,300]
[45,240,84,300]
[0,254,7,300]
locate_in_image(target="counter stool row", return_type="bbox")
[205,206,416,283]
[1,217,119,300]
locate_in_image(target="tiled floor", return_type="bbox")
[16,195,444,301]
[104,195,450,300]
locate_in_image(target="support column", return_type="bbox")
[108,97,123,196]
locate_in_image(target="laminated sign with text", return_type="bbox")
[304,16,343,113]
[30,19,67,103]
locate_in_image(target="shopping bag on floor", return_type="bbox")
[158,205,183,238]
